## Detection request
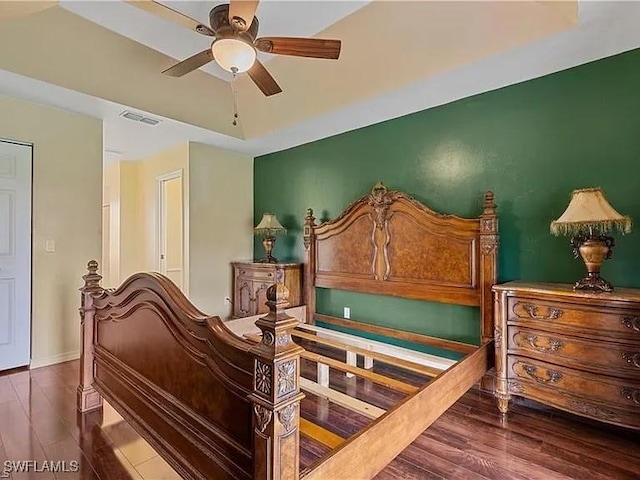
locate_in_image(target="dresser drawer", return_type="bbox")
[507,297,640,341]
[507,375,640,430]
[508,326,640,378]
[507,356,640,411]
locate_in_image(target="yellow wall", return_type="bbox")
[137,144,189,276]
[188,142,253,317]
[0,94,102,368]
[104,142,252,319]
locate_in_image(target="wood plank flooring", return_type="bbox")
[1,360,638,479]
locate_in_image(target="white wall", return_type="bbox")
[0,94,102,368]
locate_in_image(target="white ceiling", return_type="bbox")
[2,1,640,162]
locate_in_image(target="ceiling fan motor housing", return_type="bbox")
[209,4,259,42]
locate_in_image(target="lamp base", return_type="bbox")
[259,236,278,264]
[571,235,614,293]
[257,255,279,264]
[574,273,613,293]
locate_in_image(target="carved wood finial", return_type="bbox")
[483,191,496,215]
[81,260,103,294]
[266,284,290,311]
[303,208,316,250]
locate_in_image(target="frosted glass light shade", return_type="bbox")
[212,38,256,73]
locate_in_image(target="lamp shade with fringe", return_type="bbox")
[550,188,632,236]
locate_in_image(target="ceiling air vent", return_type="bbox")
[120,110,161,126]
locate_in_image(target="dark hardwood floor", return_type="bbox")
[1,360,638,479]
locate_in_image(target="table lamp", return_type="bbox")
[551,188,631,292]
[254,212,286,263]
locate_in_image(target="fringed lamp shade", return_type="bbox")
[551,188,632,292]
[551,188,632,236]
[254,213,286,263]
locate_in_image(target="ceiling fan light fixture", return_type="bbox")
[212,38,256,73]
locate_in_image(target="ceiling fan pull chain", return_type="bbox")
[231,68,240,126]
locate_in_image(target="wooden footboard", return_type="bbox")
[77,261,305,480]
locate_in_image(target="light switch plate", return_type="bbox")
[45,240,55,252]
[344,307,350,319]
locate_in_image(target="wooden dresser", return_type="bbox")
[493,281,640,430]
[231,261,302,318]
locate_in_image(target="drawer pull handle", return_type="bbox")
[621,387,640,406]
[622,352,640,369]
[621,316,640,333]
[522,364,562,384]
[522,334,564,353]
[514,302,563,321]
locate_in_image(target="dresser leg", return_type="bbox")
[496,394,510,415]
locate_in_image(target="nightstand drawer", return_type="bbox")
[236,268,275,282]
[508,356,640,411]
[507,297,640,341]
[508,326,640,378]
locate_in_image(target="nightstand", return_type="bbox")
[231,262,302,318]
[493,281,640,430]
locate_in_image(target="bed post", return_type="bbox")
[77,260,104,413]
[479,192,499,392]
[303,208,316,324]
[249,284,305,480]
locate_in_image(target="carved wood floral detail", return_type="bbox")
[277,360,296,397]
[254,405,272,433]
[276,333,290,347]
[278,404,297,434]
[366,182,400,230]
[255,361,272,396]
[567,400,618,420]
[494,326,502,348]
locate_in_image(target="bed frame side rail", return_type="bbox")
[300,341,493,480]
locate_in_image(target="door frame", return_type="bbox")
[0,137,33,370]
[155,169,188,295]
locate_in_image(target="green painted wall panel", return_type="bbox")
[254,48,640,344]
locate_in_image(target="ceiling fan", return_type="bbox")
[129,0,342,97]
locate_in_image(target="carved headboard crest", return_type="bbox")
[366,182,402,230]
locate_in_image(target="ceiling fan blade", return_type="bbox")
[162,49,214,77]
[126,1,214,36]
[228,0,259,31]
[247,60,282,97]
[254,37,341,59]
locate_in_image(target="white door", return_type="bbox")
[0,140,32,371]
[157,171,184,290]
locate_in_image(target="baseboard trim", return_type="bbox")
[30,350,80,369]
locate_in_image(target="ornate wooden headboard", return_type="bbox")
[303,182,498,343]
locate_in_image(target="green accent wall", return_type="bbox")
[254,48,640,346]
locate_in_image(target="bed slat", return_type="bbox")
[300,418,345,449]
[314,313,476,355]
[292,329,444,378]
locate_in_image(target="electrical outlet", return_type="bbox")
[343,307,350,319]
